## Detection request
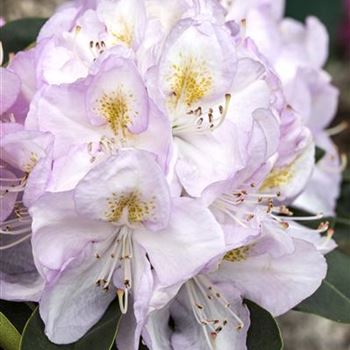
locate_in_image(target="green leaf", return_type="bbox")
[0,312,21,350]
[0,301,34,334]
[285,0,343,50]
[246,300,283,350]
[342,169,350,183]
[337,180,350,220]
[138,342,149,350]
[20,299,122,350]
[0,18,47,61]
[296,250,350,323]
[315,146,326,163]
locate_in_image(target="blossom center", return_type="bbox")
[110,20,133,47]
[224,246,251,262]
[167,54,213,108]
[94,89,136,137]
[260,164,293,191]
[105,191,155,225]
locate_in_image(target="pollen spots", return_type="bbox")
[260,163,294,191]
[105,192,156,224]
[224,246,250,262]
[111,20,133,47]
[167,54,213,108]
[23,152,39,173]
[94,88,136,137]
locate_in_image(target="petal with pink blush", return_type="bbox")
[38,243,116,344]
[1,129,53,174]
[0,68,21,115]
[30,191,114,276]
[26,81,104,158]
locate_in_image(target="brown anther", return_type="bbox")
[327,228,335,237]
[246,214,254,221]
[280,221,289,230]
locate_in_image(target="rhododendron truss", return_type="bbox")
[1,1,349,350]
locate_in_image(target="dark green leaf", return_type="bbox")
[20,299,122,350]
[285,0,343,50]
[0,312,21,350]
[342,169,350,183]
[0,301,33,334]
[138,342,149,350]
[315,146,326,163]
[246,300,283,350]
[296,250,350,323]
[0,18,47,62]
[337,180,350,220]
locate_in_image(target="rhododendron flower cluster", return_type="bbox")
[0,0,342,349]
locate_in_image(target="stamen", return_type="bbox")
[172,94,231,135]
[319,153,347,174]
[0,226,32,235]
[326,121,348,136]
[95,226,133,314]
[213,199,249,228]
[341,154,348,172]
[186,275,244,350]
[287,221,330,234]
[117,288,128,314]
[272,213,324,222]
[0,234,32,250]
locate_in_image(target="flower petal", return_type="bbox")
[75,150,171,230]
[39,243,116,344]
[133,198,225,287]
[213,239,327,316]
